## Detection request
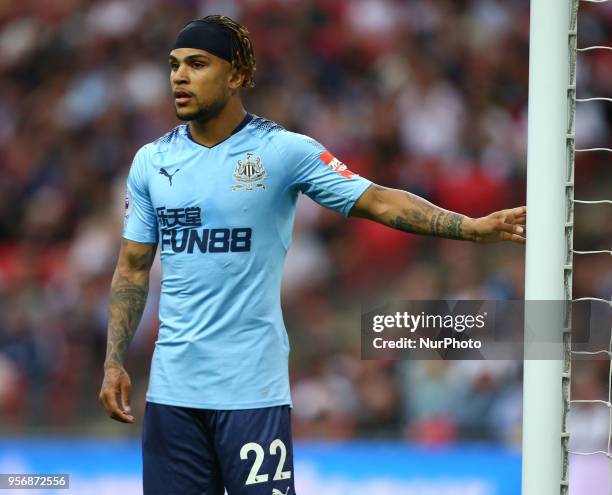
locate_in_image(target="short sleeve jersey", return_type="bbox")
[124,114,372,409]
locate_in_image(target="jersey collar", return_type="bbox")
[186,113,253,149]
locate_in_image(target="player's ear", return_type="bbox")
[228,65,245,90]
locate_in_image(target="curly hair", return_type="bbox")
[200,15,256,89]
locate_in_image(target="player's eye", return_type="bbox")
[192,61,207,69]
[169,63,179,71]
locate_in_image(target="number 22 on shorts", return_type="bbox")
[240,439,292,485]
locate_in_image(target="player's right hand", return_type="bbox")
[99,363,135,424]
[467,206,527,244]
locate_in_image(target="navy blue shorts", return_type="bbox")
[142,401,295,495]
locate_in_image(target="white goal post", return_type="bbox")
[522,0,571,494]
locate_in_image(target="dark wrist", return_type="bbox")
[104,359,123,371]
[462,217,478,242]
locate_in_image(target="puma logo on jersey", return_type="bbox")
[160,167,180,185]
[271,488,290,495]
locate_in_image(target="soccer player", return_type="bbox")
[98,15,526,495]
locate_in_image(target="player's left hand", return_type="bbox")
[467,206,526,244]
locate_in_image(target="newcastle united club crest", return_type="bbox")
[232,152,266,191]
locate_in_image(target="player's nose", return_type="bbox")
[171,64,189,85]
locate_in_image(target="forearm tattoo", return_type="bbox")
[105,245,154,369]
[381,188,467,240]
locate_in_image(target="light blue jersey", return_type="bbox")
[123,114,372,409]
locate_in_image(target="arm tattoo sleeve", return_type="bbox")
[105,244,155,369]
[373,186,468,240]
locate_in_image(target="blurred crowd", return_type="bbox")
[0,0,610,455]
